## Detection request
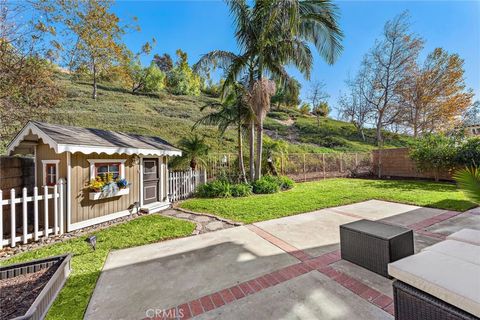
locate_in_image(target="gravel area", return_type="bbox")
[160,209,238,234]
[0,264,58,320]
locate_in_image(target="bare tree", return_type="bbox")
[359,12,423,145]
[463,101,480,126]
[338,75,373,141]
[308,81,330,127]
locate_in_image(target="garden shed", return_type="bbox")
[6,121,181,232]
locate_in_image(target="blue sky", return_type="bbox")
[114,0,479,116]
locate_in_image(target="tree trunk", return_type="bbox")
[92,57,97,100]
[249,119,255,182]
[360,128,366,141]
[255,121,263,180]
[238,122,247,183]
[376,112,383,146]
[190,158,197,171]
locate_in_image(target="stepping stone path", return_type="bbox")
[160,209,237,234]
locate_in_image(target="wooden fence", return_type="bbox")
[0,179,65,249]
[168,169,206,202]
[372,148,452,181]
[0,156,35,193]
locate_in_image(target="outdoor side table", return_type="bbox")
[340,219,414,278]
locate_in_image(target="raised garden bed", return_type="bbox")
[0,254,72,320]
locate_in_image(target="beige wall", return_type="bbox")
[70,153,140,224]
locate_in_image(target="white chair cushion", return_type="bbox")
[388,250,480,317]
[423,239,480,266]
[447,228,480,246]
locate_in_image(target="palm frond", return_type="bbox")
[299,0,344,64]
[227,0,254,50]
[193,50,238,73]
[453,167,480,204]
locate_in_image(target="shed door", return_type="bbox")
[143,158,159,204]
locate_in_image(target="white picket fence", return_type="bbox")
[168,169,206,202]
[0,179,65,249]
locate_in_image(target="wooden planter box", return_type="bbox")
[89,187,129,200]
[0,254,72,320]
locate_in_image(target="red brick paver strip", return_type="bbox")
[373,294,394,309]
[210,292,225,308]
[218,288,235,304]
[246,225,312,261]
[178,304,191,319]
[199,295,215,312]
[384,303,395,316]
[188,300,203,316]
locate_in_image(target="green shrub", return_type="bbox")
[409,134,457,181]
[261,175,295,191]
[252,177,280,194]
[455,137,480,167]
[196,180,231,198]
[231,183,253,197]
[276,175,295,190]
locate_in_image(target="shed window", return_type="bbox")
[87,159,126,180]
[46,164,57,186]
[42,160,60,187]
[95,163,120,179]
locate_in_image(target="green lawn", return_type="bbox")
[0,215,195,320]
[180,178,477,224]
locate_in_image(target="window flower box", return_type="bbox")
[89,187,130,200]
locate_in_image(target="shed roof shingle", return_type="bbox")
[31,121,180,152]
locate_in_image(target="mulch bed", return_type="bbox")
[0,264,59,320]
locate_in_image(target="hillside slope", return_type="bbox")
[17,75,409,154]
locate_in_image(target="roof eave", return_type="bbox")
[7,122,58,155]
[57,144,182,156]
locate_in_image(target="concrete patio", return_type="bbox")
[85,200,480,320]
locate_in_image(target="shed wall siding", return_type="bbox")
[70,153,140,223]
[35,142,67,188]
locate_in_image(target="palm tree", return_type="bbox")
[194,83,251,182]
[249,78,276,179]
[194,0,343,179]
[172,134,210,170]
[454,167,480,204]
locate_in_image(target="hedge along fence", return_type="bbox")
[372,148,452,181]
[201,152,373,182]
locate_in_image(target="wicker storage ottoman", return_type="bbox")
[340,219,414,278]
[393,280,478,320]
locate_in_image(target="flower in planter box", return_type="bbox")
[88,178,105,192]
[116,178,129,189]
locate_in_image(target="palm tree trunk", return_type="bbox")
[255,121,263,180]
[249,119,255,182]
[238,123,247,183]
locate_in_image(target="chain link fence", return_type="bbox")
[201,152,374,182]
